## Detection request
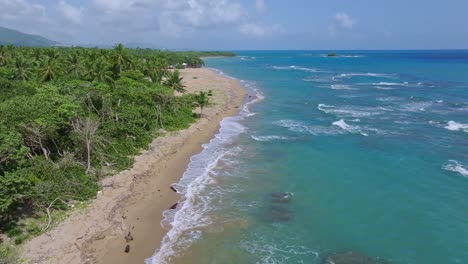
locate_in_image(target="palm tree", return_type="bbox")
[39,57,61,82]
[112,43,130,76]
[89,59,113,83]
[193,91,211,117]
[144,58,166,83]
[163,70,186,93]
[13,56,33,81]
[66,52,85,78]
[0,46,10,66]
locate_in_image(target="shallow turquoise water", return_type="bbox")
[147,51,468,264]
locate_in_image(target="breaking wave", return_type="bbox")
[443,160,468,178]
[445,121,468,133]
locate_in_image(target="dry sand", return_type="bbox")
[22,68,246,264]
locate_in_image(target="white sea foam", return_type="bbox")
[378,106,393,111]
[332,119,369,136]
[146,71,260,264]
[273,119,343,136]
[335,72,396,79]
[400,101,433,112]
[375,86,395,90]
[318,104,382,118]
[240,235,319,264]
[373,82,409,86]
[271,65,318,72]
[445,121,468,133]
[145,117,246,264]
[443,160,468,178]
[251,135,291,142]
[330,84,357,90]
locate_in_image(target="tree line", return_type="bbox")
[0,44,224,246]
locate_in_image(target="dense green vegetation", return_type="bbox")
[0,44,221,250]
[0,27,58,47]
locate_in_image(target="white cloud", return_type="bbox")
[58,1,83,24]
[255,0,265,12]
[0,0,282,44]
[0,0,47,23]
[239,23,282,37]
[329,12,356,36]
[334,12,355,29]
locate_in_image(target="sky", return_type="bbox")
[1,0,467,50]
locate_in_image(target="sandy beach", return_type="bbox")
[21,68,246,264]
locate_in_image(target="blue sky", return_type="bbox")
[1,0,467,49]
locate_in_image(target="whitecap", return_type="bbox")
[271,65,318,72]
[330,84,357,90]
[375,86,395,90]
[332,119,368,136]
[251,135,290,142]
[318,104,382,118]
[443,160,468,178]
[335,72,396,79]
[273,119,342,136]
[445,121,468,133]
[372,82,409,86]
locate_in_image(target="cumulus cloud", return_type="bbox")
[0,0,283,44]
[335,12,355,29]
[329,12,356,36]
[58,1,83,24]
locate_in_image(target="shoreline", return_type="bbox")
[22,68,246,264]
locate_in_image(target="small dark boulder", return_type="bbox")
[124,245,130,253]
[169,203,178,210]
[327,53,338,57]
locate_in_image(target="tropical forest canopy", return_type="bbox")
[0,44,233,240]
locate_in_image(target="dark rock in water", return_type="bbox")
[170,186,177,193]
[269,205,293,221]
[124,245,130,253]
[270,192,292,203]
[327,52,338,57]
[322,251,388,264]
[169,203,178,210]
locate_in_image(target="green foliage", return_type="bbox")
[163,70,186,93]
[0,44,212,239]
[0,171,32,218]
[193,91,212,117]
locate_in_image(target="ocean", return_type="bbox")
[146,51,468,264]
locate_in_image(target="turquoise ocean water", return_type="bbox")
[146,51,468,264]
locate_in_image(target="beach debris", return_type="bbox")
[125,232,133,242]
[124,245,130,253]
[170,186,177,193]
[322,251,388,264]
[270,192,292,203]
[169,203,178,210]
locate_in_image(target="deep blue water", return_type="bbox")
[148,51,468,264]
